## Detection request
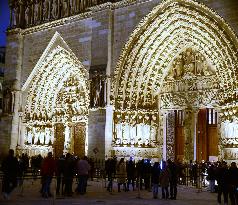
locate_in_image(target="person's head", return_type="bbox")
[66,153,71,158]
[9,149,14,157]
[231,162,237,168]
[154,162,159,168]
[48,152,53,158]
[83,156,88,160]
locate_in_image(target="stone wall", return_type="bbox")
[88,109,106,160]
[0,116,12,160]
[1,0,238,158]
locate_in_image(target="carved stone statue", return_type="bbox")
[43,0,50,21]
[19,0,26,27]
[34,0,40,23]
[62,0,67,17]
[3,89,12,114]
[70,0,76,15]
[25,1,32,26]
[184,49,195,74]
[52,0,58,19]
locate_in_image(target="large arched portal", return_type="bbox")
[19,33,89,158]
[111,0,238,162]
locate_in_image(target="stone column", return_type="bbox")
[216,108,224,160]
[104,8,114,159]
[184,108,194,162]
[193,108,199,161]
[8,30,24,152]
[160,110,168,161]
[105,105,113,158]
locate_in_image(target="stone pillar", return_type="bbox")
[184,108,197,162]
[160,110,168,160]
[105,105,113,158]
[104,8,114,159]
[193,108,199,161]
[216,108,224,160]
[7,30,24,152]
[165,110,175,161]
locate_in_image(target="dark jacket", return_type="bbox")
[151,162,160,184]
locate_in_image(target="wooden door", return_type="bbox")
[73,122,86,158]
[207,109,218,157]
[197,109,207,161]
[197,108,218,161]
[54,123,65,159]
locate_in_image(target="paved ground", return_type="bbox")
[0,178,218,205]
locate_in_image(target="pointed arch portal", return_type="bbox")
[111,0,238,161]
[20,33,89,158]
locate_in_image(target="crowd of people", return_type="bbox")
[1,149,238,205]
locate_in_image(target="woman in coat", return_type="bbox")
[117,158,127,192]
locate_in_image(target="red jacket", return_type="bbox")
[41,156,56,176]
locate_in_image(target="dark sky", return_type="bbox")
[0,0,10,47]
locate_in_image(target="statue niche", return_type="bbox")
[3,88,13,114]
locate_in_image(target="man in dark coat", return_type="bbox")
[216,161,229,205]
[1,149,19,199]
[105,157,116,192]
[167,159,178,200]
[151,162,161,199]
[228,162,238,205]
[126,158,136,191]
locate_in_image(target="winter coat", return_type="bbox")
[117,161,127,183]
[41,156,56,177]
[151,163,160,184]
[160,168,170,187]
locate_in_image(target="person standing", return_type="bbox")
[56,155,65,195]
[216,161,229,205]
[207,163,216,193]
[105,157,116,192]
[151,162,160,199]
[1,149,19,200]
[228,162,238,205]
[76,156,91,195]
[167,159,178,200]
[117,158,127,192]
[160,161,169,199]
[63,153,75,196]
[40,152,56,198]
[126,158,136,191]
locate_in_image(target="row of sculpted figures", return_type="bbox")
[9,0,120,29]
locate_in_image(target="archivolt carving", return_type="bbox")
[24,45,89,125]
[23,45,89,155]
[112,0,238,110]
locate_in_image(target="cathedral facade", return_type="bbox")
[1,0,238,162]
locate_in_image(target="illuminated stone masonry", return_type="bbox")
[112,0,238,161]
[2,0,238,161]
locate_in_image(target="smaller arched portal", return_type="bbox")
[19,33,89,158]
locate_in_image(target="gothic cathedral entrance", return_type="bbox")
[20,34,90,157]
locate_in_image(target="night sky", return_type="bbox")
[0,0,10,47]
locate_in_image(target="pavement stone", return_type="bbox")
[0,178,218,205]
